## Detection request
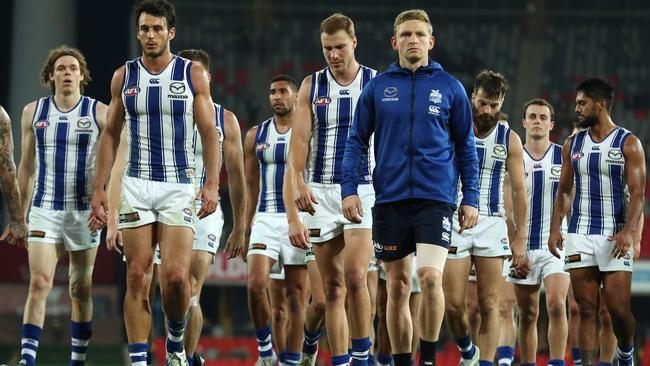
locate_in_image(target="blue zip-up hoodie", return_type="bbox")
[342,60,479,207]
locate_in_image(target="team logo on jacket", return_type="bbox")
[34,120,49,129]
[429,89,442,104]
[124,86,140,96]
[428,105,440,116]
[314,97,331,106]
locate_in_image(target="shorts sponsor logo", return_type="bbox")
[314,97,331,106]
[448,246,458,255]
[250,243,267,250]
[501,237,508,250]
[373,241,398,252]
[183,208,192,216]
[34,120,50,129]
[28,230,46,238]
[308,228,321,238]
[208,234,217,242]
[124,86,140,96]
[306,247,314,256]
[565,254,581,263]
[119,212,140,223]
[441,231,450,242]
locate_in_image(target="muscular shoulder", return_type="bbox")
[22,101,38,120]
[0,105,9,124]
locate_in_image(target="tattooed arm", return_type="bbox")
[0,106,27,246]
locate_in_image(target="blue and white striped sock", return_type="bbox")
[70,321,92,366]
[456,336,476,360]
[332,354,351,366]
[351,337,372,365]
[549,359,564,366]
[617,344,634,366]
[283,351,300,366]
[255,325,274,358]
[571,348,582,366]
[166,315,188,354]
[128,343,148,366]
[20,323,42,366]
[496,346,514,366]
[303,326,321,355]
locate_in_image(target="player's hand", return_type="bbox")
[457,205,478,234]
[342,195,363,224]
[510,237,531,276]
[105,219,123,254]
[87,211,106,231]
[288,218,310,249]
[609,228,633,259]
[547,228,564,259]
[224,227,246,260]
[196,183,219,219]
[0,220,28,248]
[90,188,108,226]
[294,182,318,215]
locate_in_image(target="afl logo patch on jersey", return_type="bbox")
[34,120,50,129]
[124,86,140,96]
[256,142,270,152]
[314,97,331,106]
[77,118,92,129]
[571,152,584,160]
[170,82,186,94]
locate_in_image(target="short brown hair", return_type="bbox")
[320,13,355,38]
[40,45,91,94]
[178,49,211,72]
[393,9,433,36]
[523,98,555,121]
[473,69,508,99]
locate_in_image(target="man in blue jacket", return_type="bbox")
[342,9,479,366]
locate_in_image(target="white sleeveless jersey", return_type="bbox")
[569,127,631,235]
[255,118,291,213]
[308,65,376,184]
[461,122,510,217]
[193,103,225,187]
[122,56,195,183]
[524,143,563,250]
[31,96,100,211]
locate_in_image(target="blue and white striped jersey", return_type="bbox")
[122,56,195,183]
[465,122,510,217]
[255,118,291,213]
[569,127,631,235]
[308,65,376,184]
[193,103,225,187]
[524,143,563,250]
[31,96,100,211]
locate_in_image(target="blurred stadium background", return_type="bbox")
[1,0,649,365]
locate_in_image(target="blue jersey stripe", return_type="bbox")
[309,72,317,103]
[489,160,503,215]
[569,132,587,232]
[75,133,90,210]
[609,164,625,230]
[587,152,603,234]
[529,170,544,249]
[313,73,329,183]
[126,61,141,177]
[171,100,190,183]
[53,122,69,210]
[257,122,270,212]
[79,97,89,117]
[33,98,51,207]
[274,142,286,212]
[147,86,165,181]
[172,57,185,81]
[217,105,225,139]
[361,66,372,89]
[332,97,351,183]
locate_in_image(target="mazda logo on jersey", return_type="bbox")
[551,166,562,176]
[493,145,507,158]
[124,86,140,96]
[170,82,186,94]
[77,118,92,129]
[608,149,623,160]
[384,87,398,97]
[314,97,331,106]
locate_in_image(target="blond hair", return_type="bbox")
[320,13,355,38]
[394,9,433,35]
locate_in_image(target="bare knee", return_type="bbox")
[577,299,598,322]
[519,306,539,327]
[345,268,367,295]
[29,272,54,296]
[387,276,411,306]
[324,279,346,305]
[547,298,566,321]
[478,296,498,319]
[69,276,92,302]
[418,268,443,293]
[271,304,287,324]
[126,267,151,295]
[247,275,268,300]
